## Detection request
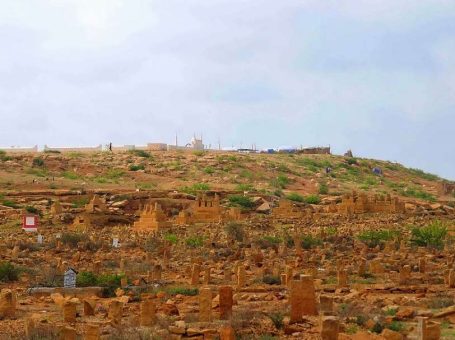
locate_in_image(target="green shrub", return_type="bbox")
[319,182,329,195]
[0,150,12,161]
[304,195,321,204]
[76,271,98,287]
[387,321,404,332]
[32,157,45,167]
[346,158,358,165]
[2,200,19,208]
[0,262,20,282]
[268,311,284,329]
[186,236,204,248]
[224,222,245,242]
[164,233,178,244]
[228,195,254,209]
[203,166,215,174]
[236,183,254,191]
[239,169,253,179]
[180,183,210,195]
[357,229,398,248]
[25,206,40,215]
[384,307,398,316]
[72,197,89,208]
[408,168,440,181]
[371,322,384,334]
[271,174,290,189]
[166,286,198,296]
[297,157,331,172]
[400,187,436,202]
[97,273,124,297]
[286,192,304,202]
[44,149,61,154]
[105,169,124,180]
[411,221,447,249]
[193,150,205,157]
[262,275,281,285]
[129,150,152,158]
[301,235,323,249]
[129,164,145,171]
[256,236,281,249]
[62,171,80,180]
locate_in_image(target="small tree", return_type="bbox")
[224,222,245,242]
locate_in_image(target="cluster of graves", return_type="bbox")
[0,189,454,339]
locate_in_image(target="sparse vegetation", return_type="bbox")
[271,174,290,189]
[225,222,245,242]
[77,271,125,297]
[300,235,323,249]
[357,229,398,248]
[129,149,152,158]
[256,235,281,249]
[32,157,45,167]
[262,275,281,285]
[62,171,81,180]
[236,183,255,191]
[203,166,215,174]
[319,182,329,194]
[164,233,178,244]
[228,195,255,209]
[411,220,447,249]
[0,262,21,282]
[185,236,204,248]
[129,164,145,171]
[286,192,304,202]
[72,197,89,208]
[304,194,321,204]
[164,286,198,296]
[180,183,210,194]
[268,311,284,329]
[61,232,89,247]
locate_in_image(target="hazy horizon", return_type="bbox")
[0,1,454,179]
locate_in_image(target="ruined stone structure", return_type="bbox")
[176,194,223,224]
[72,195,109,231]
[272,200,304,219]
[133,203,170,232]
[85,196,108,213]
[337,191,405,215]
[440,181,455,196]
[298,146,331,155]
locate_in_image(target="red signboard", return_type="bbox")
[22,215,39,232]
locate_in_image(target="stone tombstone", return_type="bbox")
[64,268,77,288]
[0,289,16,319]
[84,324,101,340]
[37,234,44,244]
[140,299,156,327]
[61,326,77,340]
[219,286,233,320]
[199,287,212,322]
[321,316,339,340]
[63,301,77,323]
[112,238,119,248]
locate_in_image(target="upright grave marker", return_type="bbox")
[64,268,78,288]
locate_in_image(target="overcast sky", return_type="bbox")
[0,1,454,179]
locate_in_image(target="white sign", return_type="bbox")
[37,235,43,244]
[112,238,119,248]
[23,215,38,232]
